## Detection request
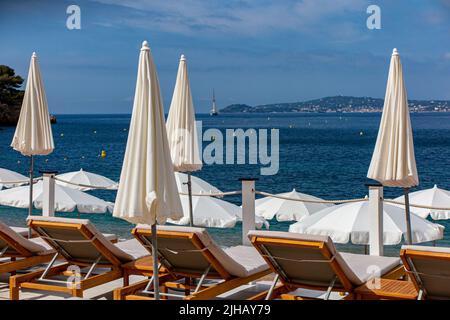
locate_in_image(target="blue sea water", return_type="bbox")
[0,112,449,256]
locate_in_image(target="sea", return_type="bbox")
[0,112,449,256]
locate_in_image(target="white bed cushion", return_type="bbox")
[0,221,53,255]
[10,226,30,237]
[114,238,149,260]
[248,230,401,286]
[339,252,401,285]
[401,245,450,254]
[137,224,269,278]
[27,216,135,263]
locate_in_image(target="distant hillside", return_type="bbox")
[220,96,450,113]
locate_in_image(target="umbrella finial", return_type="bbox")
[32,52,37,58]
[392,48,399,56]
[434,184,438,189]
[180,54,186,61]
[141,41,150,51]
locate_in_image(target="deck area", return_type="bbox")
[0,273,343,300]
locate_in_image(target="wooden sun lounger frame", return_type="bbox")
[249,234,405,300]
[400,247,450,300]
[9,220,127,299]
[0,229,54,277]
[114,228,271,300]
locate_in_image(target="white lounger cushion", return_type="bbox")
[27,216,142,263]
[248,230,401,286]
[0,221,54,255]
[339,252,401,285]
[115,238,149,260]
[10,226,30,237]
[401,245,450,254]
[136,224,268,278]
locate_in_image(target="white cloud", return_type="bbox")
[92,0,368,38]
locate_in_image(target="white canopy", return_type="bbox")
[168,194,237,228]
[255,188,332,221]
[113,41,183,225]
[0,168,28,190]
[56,169,118,191]
[0,181,113,214]
[289,200,444,245]
[393,185,450,220]
[175,172,221,195]
[367,48,418,187]
[168,193,268,229]
[166,54,202,172]
[11,52,54,156]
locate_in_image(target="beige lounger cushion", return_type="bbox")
[27,216,136,264]
[339,252,401,285]
[402,245,450,299]
[10,226,30,237]
[136,224,268,278]
[0,221,53,255]
[115,238,149,260]
[248,230,400,287]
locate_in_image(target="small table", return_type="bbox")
[355,279,418,300]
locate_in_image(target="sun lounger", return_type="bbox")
[400,245,450,300]
[114,225,271,300]
[248,231,404,300]
[9,216,149,299]
[0,221,55,280]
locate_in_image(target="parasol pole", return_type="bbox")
[187,173,194,226]
[151,223,160,300]
[404,187,413,244]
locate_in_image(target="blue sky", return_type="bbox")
[0,0,449,114]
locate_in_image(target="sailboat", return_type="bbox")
[210,89,219,116]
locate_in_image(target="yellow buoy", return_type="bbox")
[101,150,107,158]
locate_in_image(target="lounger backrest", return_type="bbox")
[401,245,450,300]
[133,225,249,279]
[0,221,48,257]
[249,231,354,291]
[28,216,134,266]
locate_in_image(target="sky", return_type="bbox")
[0,0,449,114]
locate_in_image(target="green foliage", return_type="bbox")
[0,65,24,106]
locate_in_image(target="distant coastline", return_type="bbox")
[220,96,450,114]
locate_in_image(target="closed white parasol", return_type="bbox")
[113,41,183,299]
[166,54,202,226]
[367,48,419,244]
[10,52,54,220]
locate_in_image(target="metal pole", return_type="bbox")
[151,223,160,300]
[187,173,194,227]
[28,155,34,238]
[28,155,34,217]
[404,187,413,245]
